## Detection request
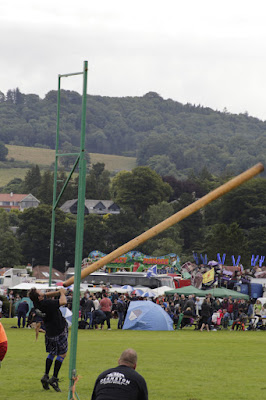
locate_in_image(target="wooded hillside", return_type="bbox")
[0,88,265,177]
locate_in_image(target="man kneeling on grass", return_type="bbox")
[29,287,68,392]
[91,348,148,400]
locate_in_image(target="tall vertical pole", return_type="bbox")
[49,76,61,286]
[68,61,88,400]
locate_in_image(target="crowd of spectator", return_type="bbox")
[163,293,266,331]
[4,287,266,332]
[66,289,266,332]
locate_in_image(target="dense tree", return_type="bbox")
[37,171,54,204]
[17,205,52,265]
[140,202,183,256]
[172,192,204,253]
[218,178,266,230]
[24,165,41,195]
[0,141,8,161]
[0,231,22,267]
[147,155,179,178]
[204,222,249,265]
[1,178,24,194]
[103,209,144,252]
[17,204,77,269]
[111,166,173,217]
[0,89,266,177]
[86,163,111,199]
[0,210,22,267]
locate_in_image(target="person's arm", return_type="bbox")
[59,288,67,306]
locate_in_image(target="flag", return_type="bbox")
[147,265,157,278]
[202,268,215,284]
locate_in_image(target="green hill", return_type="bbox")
[0,88,266,178]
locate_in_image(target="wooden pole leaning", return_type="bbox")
[63,162,264,287]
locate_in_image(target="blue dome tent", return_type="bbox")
[123,300,174,331]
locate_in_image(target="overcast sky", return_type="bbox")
[1,1,266,120]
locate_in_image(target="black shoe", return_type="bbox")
[48,376,61,392]
[41,374,50,390]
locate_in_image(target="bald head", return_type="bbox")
[118,349,138,370]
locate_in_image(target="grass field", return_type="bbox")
[0,145,136,186]
[1,317,266,400]
[0,168,29,187]
[6,145,136,171]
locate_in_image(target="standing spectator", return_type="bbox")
[233,299,239,320]
[200,298,211,331]
[179,294,186,311]
[93,295,100,310]
[213,298,222,312]
[85,295,95,328]
[80,292,90,321]
[100,293,112,330]
[173,293,180,307]
[247,301,254,321]
[239,299,248,314]
[111,291,119,303]
[117,295,126,329]
[130,293,138,301]
[195,297,203,317]
[17,300,29,328]
[111,299,118,319]
[227,299,234,320]
[184,295,196,315]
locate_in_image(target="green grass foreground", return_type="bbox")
[1,317,266,400]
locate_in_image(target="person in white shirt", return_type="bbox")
[93,295,100,310]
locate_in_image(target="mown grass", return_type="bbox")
[6,145,136,171]
[0,145,136,186]
[0,168,29,187]
[1,317,266,400]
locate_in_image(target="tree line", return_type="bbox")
[0,88,266,178]
[1,163,266,271]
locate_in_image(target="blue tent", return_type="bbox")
[123,300,174,331]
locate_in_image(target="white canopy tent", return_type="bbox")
[9,282,57,290]
[152,286,174,296]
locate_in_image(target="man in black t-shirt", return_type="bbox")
[91,348,148,400]
[29,287,68,392]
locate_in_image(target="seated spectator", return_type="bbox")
[212,309,223,329]
[180,307,194,329]
[252,300,262,329]
[222,309,232,329]
[173,306,181,329]
[231,309,247,331]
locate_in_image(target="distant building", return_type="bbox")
[0,267,32,288]
[60,199,120,216]
[0,193,40,211]
[32,266,65,281]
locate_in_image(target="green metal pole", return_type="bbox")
[68,61,88,400]
[49,76,61,286]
